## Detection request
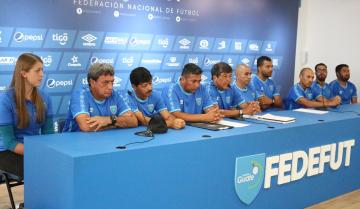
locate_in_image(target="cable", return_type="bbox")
[116,136,155,149]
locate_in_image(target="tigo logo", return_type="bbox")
[52,33,68,45]
[41,55,53,67]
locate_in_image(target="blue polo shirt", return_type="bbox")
[287,83,314,110]
[125,89,167,117]
[63,87,131,132]
[232,83,257,102]
[207,82,245,109]
[163,82,215,114]
[311,81,333,100]
[329,80,357,104]
[0,88,53,151]
[250,74,280,99]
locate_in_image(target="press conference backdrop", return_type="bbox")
[0,0,299,118]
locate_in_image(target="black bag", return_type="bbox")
[148,113,168,134]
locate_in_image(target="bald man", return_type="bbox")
[287,68,341,110]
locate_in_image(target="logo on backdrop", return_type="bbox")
[234,139,355,205]
[234,153,265,205]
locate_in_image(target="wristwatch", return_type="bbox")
[239,109,244,117]
[110,115,117,125]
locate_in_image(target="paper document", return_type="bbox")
[244,114,295,124]
[293,108,328,115]
[217,119,249,128]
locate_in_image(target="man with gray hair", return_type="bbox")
[63,63,138,132]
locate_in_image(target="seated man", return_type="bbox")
[163,63,221,123]
[63,63,138,132]
[311,63,341,105]
[233,64,260,103]
[287,68,340,110]
[250,56,283,110]
[126,67,185,129]
[208,62,260,118]
[329,64,357,104]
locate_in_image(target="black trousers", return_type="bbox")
[0,150,24,178]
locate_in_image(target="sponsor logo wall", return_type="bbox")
[0,0,298,118]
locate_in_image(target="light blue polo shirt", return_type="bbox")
[163,82,215,114]
[63,86,131,132]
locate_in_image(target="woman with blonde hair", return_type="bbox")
[0,53,54,178]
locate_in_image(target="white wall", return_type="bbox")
[295,0,360,89]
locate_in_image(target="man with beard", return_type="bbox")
[329,64,357,104]
[163,63,221,123]
[311,63,341,107]
[287,68,340,110]
[250,56,283,110]
[208,62,260,118]
[126,67,185,129]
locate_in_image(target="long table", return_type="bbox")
[24,104,360,209]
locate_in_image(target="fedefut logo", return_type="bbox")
[234,139,356,205]
[234,153,265,205]
[81,34,97,46]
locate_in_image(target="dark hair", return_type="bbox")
[181,63,203,76]
[130,67,152,86]
[87,63,114,86]
[256,56,272,67]
[314,63,327,71]
[335,64,349,74]
[211,62,232,80]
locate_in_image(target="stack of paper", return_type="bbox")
[217,119,249,128]
[244,113,296,124]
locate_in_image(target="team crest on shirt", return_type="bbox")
[196,97,202,106]
[306,93,313,99]
[269,85,274,92]
[226,96,231,104]
[180,99,184,105]
[89,107,94,113]
[109,105,117,114]
[339,90,343,95]
[147,104,154,112]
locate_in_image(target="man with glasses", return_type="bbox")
[311,63,341,106]
[63,63,138,132]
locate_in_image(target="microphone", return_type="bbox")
[127,90,154,137]
[232,114,275,129]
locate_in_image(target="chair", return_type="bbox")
[56,118,66,133]
[0,170,24,209]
